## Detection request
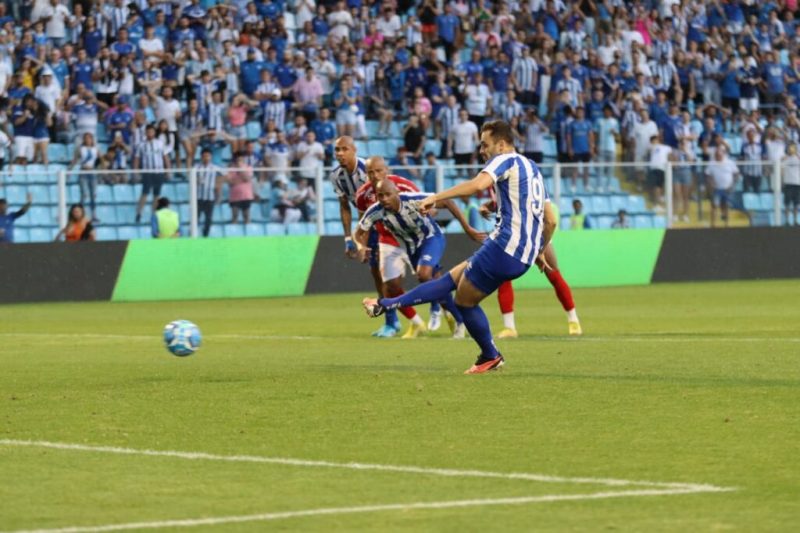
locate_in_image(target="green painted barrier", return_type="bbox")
[514,229,665,289]
[112,236,319,301]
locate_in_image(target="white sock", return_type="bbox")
[502,312,515,330]
[567,308,578,322]
[411,315,424,326]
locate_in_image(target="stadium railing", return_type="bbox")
[0,159,788,241]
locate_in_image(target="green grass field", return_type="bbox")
[1,280,799,532]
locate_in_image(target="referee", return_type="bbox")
[196,148,222,237]
[134,123,170,223]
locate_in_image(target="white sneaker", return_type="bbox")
[586,184,594,192]
[428,310,442,331]
[453,323,466,339]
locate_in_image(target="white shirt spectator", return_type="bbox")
[706,158,739,190]
[633,120,659,159]
[464,83,490,116]
[35,81,61,113]
[139,37,164,62]
[598,43,620,66]
[328,8,354,41]
[0,60,12,96]
[766,139,786,162]
[43,2,71,39]
[648,143,672,169]
[156,96,181,132]
[376,14,402,38]
[295,139,325,178]
[783,154,800,186]
[451,120,479,155]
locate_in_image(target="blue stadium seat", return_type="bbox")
[95,226,118,241]
[590,196,612,214]
[28,184,51,203]
[13,228,30,242]
[96,206,118,224]
[245,223,265,236]
[653,215,667,228]
[117,226,142,240]
[27,206,54,225]
[560,215,571,230]
[266,223,286,236]
[606,178,622,192]
[543,136,557,158]
[387,139,404,156]
[367,139,387,158]
[223,223,245,237]
[177,203,190,222]
[324,200,340,220]
[355,140,369,155]
[5,185,26,204]
[207,224,223,238]
[609,195,628,214]
[161,183,177,199]
[322,180,335,199]
[742,192,760,211]
[628,195,647,213]
[388,122,402,138]
[445,220,464,233]
[47,144,69,163]
[115,205,136,224]
[114,185,137,203]
[96,185,114,204]
[595,215,614,229]
[760,193,775,211]
[365,120,380,137]
[174,182,189,198]
[28,228,53,242]
[425,139,441,155]
[286,222,314,235]
[559,196,574,216]
[325,221,343,235]
[633,214,653,228]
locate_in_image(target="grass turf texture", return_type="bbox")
[0,280,798,531]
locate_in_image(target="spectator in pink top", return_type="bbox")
[227,152,255,224]
[412,87,432,117]
[363,22,384,48]
[228,93,253,154]
[292,66,324,123]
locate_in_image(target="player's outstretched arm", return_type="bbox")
[441,199,486,242]
[352,226,372,264]
[421,171,494,211]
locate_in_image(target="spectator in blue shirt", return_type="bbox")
[106,97,134,146]
[436,5,459,60]
[762,52,788,106]
[404,55,427,98]
[72,49,94,91]
[489,53,512,109]
[311,108,336,163]
[720,56,742,114]
[0,194,32,243]
[273,51,298,90]
[110,28,135,59]
[240,49,265,97]
[567,107,595,191]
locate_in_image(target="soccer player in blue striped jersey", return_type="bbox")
[354,181,485,339]
[330,136,400,337]
[362,121,557,374]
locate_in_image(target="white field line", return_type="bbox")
[0,439,730,493]
[0,332,796,343]
[0,487,733,533]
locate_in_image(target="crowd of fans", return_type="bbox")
[1,0,800,231]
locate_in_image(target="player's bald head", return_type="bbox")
[366,156,389,184]
[375,178,399,210]
[375,179,397,194]
[334,136,357,169]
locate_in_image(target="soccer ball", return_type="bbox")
[163,320,202,357]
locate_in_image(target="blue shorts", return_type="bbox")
[712,189,731,207]
[367,229,379,268]
[464,240,530,295]
[409,233,446,271]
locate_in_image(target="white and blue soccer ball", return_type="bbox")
[163,320,202,357]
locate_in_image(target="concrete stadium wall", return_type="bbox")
[0,228,798,304]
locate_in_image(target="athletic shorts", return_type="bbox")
[14,136,34,160]
[409,233,446,271]
[141,172,165,196]
[231,200,252,210]
[712,188,731,207]
[367,228,380,268]
[379,242,411,280]
[464,239,530,295]
[783,184,800,207]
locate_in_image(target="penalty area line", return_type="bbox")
[1,487,733,533]
[0,439,733,493]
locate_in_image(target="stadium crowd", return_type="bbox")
[1,0,800,231]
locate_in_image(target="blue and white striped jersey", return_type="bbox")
[329,157,368,207]
[358,192,442,256]
[483,153,548,265]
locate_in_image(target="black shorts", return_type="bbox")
[557,152,570,163]
[454,152,473,165]
[572,152,591,163]
[231,200,252,210]
[525,152,543,163]
[784,184,800,207]
[648,169,665,188]
[141,173,165,196]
